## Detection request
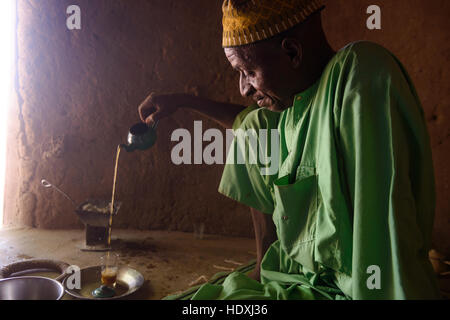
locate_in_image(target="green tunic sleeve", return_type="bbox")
[218,105,280,214]
[335,42,440,299]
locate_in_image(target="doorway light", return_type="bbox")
[0,0,16,228]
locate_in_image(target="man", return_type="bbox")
[139,0,440,299]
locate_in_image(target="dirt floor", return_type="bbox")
[1,227,449,300]
[0,227,256,300]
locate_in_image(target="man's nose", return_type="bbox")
[239,74,254,98]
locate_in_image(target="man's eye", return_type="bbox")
[243,71,255,78]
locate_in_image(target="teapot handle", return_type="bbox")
[151,120,159,130]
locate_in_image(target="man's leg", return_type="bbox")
[248,208,277,281]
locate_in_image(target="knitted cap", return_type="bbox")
[222,0,325,47]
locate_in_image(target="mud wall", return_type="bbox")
[4,0,450,253]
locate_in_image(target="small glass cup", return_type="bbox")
[100,253,119,289]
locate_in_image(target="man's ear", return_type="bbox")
[281,38,302,68]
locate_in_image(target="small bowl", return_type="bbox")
[0,276,65,300]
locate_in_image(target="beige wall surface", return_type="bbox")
[4,0,449,253]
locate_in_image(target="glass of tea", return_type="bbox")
[100,253,119,289]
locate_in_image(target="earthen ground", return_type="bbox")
[0,227,256,300]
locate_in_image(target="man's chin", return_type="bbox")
[257,100,282,112]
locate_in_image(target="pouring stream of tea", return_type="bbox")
[107,145,121,249]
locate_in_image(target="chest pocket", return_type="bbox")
[273,166,319,272]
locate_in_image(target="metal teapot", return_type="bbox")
[120,121,158,152]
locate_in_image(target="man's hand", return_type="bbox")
[138,93,185,127]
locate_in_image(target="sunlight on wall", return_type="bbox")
[0,0,16,228]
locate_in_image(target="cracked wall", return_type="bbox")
[4,0,450,253]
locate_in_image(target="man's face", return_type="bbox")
[225,42,301,112]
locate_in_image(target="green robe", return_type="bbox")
[194,41,441,300]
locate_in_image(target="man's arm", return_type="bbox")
[335,42,440,299]
[138,93,246,129]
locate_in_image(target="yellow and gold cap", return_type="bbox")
[222,0,325,47]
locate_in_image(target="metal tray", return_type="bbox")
[63,265,144,300]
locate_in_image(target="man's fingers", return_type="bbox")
[138,102,154,123]
[140,106,156,122]
[138,93,157,122]
[145,110,163,127]
[138,92,175,126]
[145,116,156,127]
